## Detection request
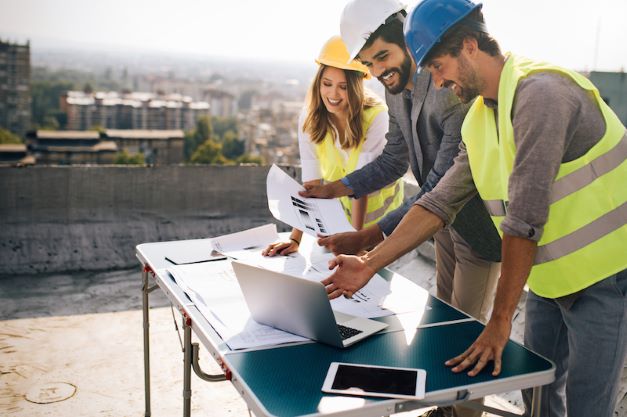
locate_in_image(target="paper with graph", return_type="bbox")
[266,164,355,237]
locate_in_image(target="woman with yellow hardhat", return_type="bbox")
[263,36,404,257]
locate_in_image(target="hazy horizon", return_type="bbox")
[1,0,626,71]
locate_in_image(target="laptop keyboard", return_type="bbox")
[337,324,363,340]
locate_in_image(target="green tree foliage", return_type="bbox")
[190,139,228,164]
[236,154,263,165]
[212,116,237,140]
[184,116,212,159]
[222,130,245,160]
[31,80,74,129]
[0,128,23,144]
[114,150,145,165]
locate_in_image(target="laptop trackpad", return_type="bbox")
[333,311,388,332]
[333,311,354,324]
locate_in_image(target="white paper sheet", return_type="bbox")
[210,223,279,253]
[266,164,355,237]
[165,242,226,265]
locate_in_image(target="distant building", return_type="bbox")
[203,88,238,118]
[61,91,210,132]
[589,71,627,125]
[27,130,117,165]
[0,143,35,166]
[240,96,302,165]
[104,129,184,165]
[0,40,31,137]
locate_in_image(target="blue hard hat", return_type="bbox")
[404,0,482,67]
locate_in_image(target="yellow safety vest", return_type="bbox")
[315,104,404,228]
[462,53,627,298]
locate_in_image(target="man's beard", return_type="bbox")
[378,51,412,95]
[449,54,482,103]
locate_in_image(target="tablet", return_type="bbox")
[321,362,426,400]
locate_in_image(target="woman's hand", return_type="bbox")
[262,240,299,257]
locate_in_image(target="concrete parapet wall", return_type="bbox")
[0,165,299,275]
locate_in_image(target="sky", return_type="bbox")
[1,0,626,71]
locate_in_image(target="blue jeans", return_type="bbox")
[522,269,627,417]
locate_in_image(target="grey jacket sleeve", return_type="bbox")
[343,108,410,199]
[378,88,469,235]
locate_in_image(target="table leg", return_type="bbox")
[530,386,542,417]
[142,268,152,417]
[183,316,193,417]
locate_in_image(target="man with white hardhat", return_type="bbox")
[322,0,627,416]
[300,2,501,415]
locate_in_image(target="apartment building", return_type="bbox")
[61,91,210,132]
[0,40,31,137]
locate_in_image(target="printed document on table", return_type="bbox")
[168,261,307,350]
[266,164,354,237]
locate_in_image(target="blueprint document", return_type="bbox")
[266,164,354,237]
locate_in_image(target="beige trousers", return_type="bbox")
[433,228,502,417]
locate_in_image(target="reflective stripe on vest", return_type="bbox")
[315,104,404,228]
[363,180,404,224]
[462,53,627,298]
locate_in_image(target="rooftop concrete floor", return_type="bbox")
[1,250,624,417]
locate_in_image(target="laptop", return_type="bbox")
[231,261,388,348]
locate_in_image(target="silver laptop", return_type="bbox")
[231,261,388,348]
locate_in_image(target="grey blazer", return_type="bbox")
[345,71,501,262]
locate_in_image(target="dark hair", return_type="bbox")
[423,8,501,64]
[362,13,406,52]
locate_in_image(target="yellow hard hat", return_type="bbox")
[315,35,371,79]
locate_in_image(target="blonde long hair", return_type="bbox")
[303,64,382,150]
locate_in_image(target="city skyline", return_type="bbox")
[1,0,626,72]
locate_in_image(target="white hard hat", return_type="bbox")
[340,0,406,61]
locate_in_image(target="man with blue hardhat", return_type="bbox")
[303,0,501,417]
[322,1,627,416]
[301,3,502,412]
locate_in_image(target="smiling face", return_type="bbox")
[357,37,412,95]
[426,52,483,103]
[319,66,349,116]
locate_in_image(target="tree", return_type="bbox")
[184,116,213,160]
[212,116,237,140]
[222,131,245,160]
[114,150,145,165]
[0,128,23,144]
[237,154,263,165]
[31,80,73,129]
[190,138,228,165]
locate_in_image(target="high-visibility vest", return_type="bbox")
[315,104,404,228]
[462,53,627,298]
